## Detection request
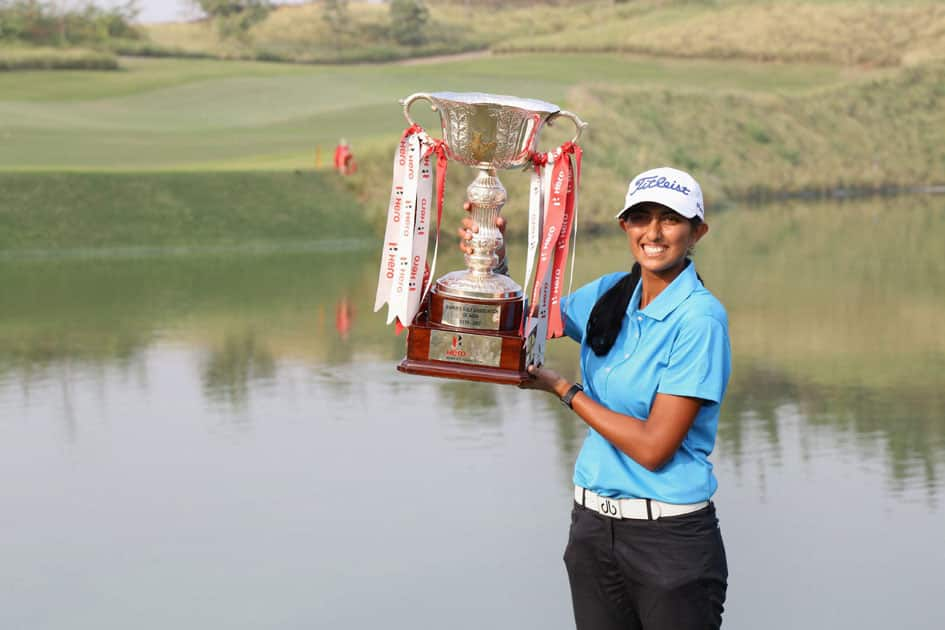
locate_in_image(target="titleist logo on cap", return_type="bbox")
[632,175,691,196]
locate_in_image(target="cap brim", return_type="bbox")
[615,192,699,220]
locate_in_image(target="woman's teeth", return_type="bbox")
[643,244,666,256]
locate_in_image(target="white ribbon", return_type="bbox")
[567,149,582,300]
[374,132,412,314]
[525,155,556,367]
[523,165,544,300]
[406,143,433,322]
[375,131,425,327]
[417,131,440,305]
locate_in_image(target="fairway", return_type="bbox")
[0,54,873,171]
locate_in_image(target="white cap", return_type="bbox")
[616,167,705,221]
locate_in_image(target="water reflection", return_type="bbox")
[722,359,945,496]
[201,329,277,408]
[0,196,943,496]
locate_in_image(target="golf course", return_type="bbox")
[2,0,945,245]
[1,2,944,629]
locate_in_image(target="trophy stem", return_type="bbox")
[465,167,507,276]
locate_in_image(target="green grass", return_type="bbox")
[1,51,941,235]
[0,57,323,101]
[0,171,369,252]
[0,53,868,174]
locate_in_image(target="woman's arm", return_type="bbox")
[523,366,702,472]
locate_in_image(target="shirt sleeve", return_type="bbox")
[657,314,730,404]
[561,293,584,342]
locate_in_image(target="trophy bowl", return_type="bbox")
[403,91,561,169]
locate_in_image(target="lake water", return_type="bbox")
[1,197,943,629]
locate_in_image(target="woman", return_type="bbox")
[462,166,731,630]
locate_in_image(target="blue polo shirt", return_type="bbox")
[561,262,731,503]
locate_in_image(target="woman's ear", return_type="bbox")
[692,222,709,243]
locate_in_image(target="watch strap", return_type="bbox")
[560,383,584,408]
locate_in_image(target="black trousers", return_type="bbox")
[563,501,727,630]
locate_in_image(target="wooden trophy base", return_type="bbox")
[397,289,529,385]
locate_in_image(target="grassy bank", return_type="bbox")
[492,1,945,67]
[348,59,945,234]
[0,171,369,252]
[140,1,945,68]
[562,59,945,227]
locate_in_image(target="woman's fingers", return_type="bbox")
[458,215,479,254]
[461,216,478,231]
[456,226,473,253]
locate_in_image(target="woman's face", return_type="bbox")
[619,202,709,276]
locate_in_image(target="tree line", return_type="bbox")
[0,0,142,47]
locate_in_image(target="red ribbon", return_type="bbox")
[529,150,567,329]
[548,143,579,338]
[402,123,422,140]
[527,142,581,340]
[529,150,549,168]
[422,138,449,242]
[421,136,449,295]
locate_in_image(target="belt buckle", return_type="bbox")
[597,496,621,519]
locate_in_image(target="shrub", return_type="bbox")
[0,46,118,70]
[389,0,428,47]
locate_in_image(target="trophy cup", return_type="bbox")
[379,92,585,385]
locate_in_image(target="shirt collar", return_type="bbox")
[629,261,699,321]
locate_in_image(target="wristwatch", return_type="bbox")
[560,383,584,409]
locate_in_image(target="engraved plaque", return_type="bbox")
[440,299,502,331]
[429,329,502,367]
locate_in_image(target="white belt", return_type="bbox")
[574,485,708,520]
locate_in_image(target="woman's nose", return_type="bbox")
[646,217,662,240]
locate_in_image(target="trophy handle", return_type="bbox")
[547,110,588,144]
[401,92,438,129]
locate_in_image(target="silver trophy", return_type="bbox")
[403,91,585,301]
[398,92,586,383]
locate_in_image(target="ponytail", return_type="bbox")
[585,259,705,357]
[585,263,641,357]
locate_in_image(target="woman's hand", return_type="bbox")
[457,201,506,260]
[520,364,571,398]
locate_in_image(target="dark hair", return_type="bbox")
[585,257,705,357]
[585,263,641,357]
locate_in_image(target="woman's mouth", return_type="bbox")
[642,244,667,257]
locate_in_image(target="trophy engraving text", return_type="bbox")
[440,300,502,330]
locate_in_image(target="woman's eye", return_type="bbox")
[661,215,681,224]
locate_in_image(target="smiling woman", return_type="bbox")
[510,166,731,629]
